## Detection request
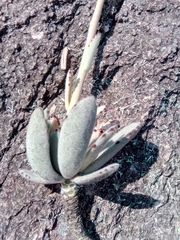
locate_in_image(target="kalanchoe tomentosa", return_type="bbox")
[19,96,143,239]
[19,96,142,186]
[18,0,144,237]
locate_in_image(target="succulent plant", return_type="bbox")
[19,0,145,238]
[19,95,142,186]
[19,95,143,239]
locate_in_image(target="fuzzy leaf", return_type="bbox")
[26,108,64,182]
[82,122,142,174]
[58,96,97,179]
[72,163,119,185]
[19,169,64,184]
[88,127,103,147]
[82,33,101,72]
[96,105,106,116]
[61,46,68,70]
[65,68,73,111]
[80,125,118,171]
[68,34,101,111]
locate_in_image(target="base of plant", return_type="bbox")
[61,181,92,240]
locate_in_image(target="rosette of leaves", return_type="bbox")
[19,96,143,239]
[19,96,142,185]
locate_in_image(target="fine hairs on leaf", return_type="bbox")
[58,96,97,179]
[25,108,64,183]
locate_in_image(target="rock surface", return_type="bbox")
[0,0,180,239]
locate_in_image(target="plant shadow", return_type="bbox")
[79,128,159,239]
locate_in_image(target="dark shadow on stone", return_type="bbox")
[78,187,101,240]
[156,90,180,117]
[78,126,159,239]
[45,183,61,194]
[93,136,159,204]
[112,193,159,209]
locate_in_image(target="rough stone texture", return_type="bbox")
[0,0,180,239]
